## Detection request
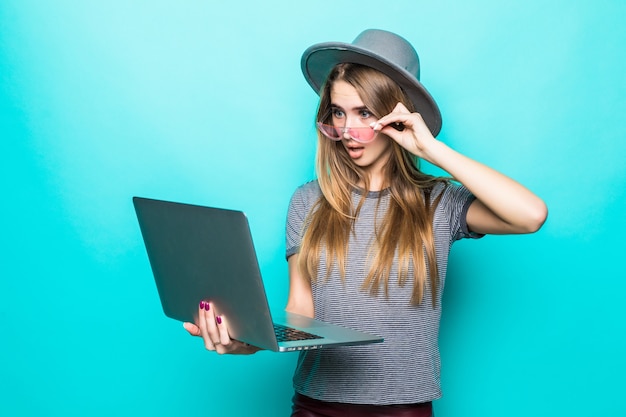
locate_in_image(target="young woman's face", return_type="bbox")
[329,80,393,177]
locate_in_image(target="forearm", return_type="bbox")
[426,140,548,233]
[285,255,315,318]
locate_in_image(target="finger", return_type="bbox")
[374,102,410,126]
[376,112,430,138]
[197,300,217,351]
[215,314,232,346]
[392,101,411,113]
[183,322,201,337]
[202,302,223,347]
[372,117,412,133]
[371,118,410,134]
[212,315,232,355]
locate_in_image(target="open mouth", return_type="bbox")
[345,144,365,159]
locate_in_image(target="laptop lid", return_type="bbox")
[133,196,383,352]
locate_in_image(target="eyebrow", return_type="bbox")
[330,104,370,112]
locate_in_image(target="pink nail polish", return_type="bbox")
[204,302,210,311]
[216,316,222,325]
[199,301,205,309]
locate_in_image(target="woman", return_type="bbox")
[184,29,548,416]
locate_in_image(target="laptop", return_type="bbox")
[133,196,383,352]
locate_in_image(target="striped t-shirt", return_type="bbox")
[285,180,480,405]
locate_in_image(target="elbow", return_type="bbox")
[521,200,548,234]
[285,303,315,319]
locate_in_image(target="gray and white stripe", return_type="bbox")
[285,180,479,405]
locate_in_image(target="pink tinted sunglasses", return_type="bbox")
[316,122,405,144]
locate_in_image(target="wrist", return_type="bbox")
[422,139,450,167]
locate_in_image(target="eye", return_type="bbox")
[359,109,373,119]
[331,108,345,119]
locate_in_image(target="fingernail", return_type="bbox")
[199,301,205,309]
[370,122,381,131]
[216,316,222,325]
[204,302,210,311]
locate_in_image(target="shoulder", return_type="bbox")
[429,181,482,239]
[287,180,322,219]
[289,180,322,206]
[286,180,321,248]
[429,181,472,206]
[294,179,321,195]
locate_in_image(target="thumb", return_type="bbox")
[183,322,201,337]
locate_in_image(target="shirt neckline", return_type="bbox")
[352,187,391,199]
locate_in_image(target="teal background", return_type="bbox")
[1,1,624,416]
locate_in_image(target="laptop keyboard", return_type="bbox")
[273,323,322,342]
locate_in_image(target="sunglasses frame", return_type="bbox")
[316,122,378,144]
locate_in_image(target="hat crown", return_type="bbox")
[351,29,420,80]
[300,29,441,136]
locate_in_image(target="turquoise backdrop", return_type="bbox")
[1,1,625,416]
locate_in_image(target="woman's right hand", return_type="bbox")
[183,301,261,355]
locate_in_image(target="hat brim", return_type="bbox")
[301,42,442,137]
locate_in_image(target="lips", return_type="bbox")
[345,144,365,159]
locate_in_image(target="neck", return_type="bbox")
[356,168,387,191]
[365,175,386,192]
[359,156,389,191]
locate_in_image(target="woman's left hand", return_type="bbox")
[371,102,439,162]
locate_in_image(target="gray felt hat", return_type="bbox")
[301,29,442,136]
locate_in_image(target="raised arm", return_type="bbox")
[373,103,548,235]
[428,142,547,234]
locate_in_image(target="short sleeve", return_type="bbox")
[433,182,485,243]
[285,181,322,259]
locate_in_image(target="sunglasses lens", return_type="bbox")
[317,123,343,140]
[316,123,377,143]
[348,127,376,143]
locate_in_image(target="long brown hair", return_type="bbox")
[298,63,448,306]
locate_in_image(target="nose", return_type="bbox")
[341,115,360,139]
[341,126,351,140]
